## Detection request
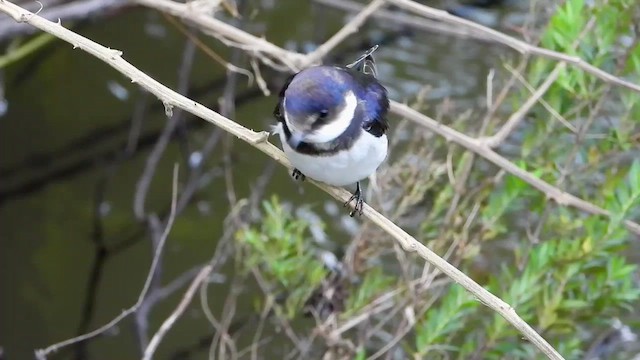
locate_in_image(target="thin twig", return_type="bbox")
[125,0,640,235]
[33,164,181,359]
[313,0,495,42]
[132,0,306,71]
[481,15,597,147]
[0,0,129,41]
[162,12,254,82]
[480,62,565,148]
[0,31,55,68]
[133,0,640,96]
[388,0,640,94]
[503,62,576,133]
[0,5,565,359]
[133,39,196,220]
[303,0,386,66]
[142,264,214,360]
[132,39,198,351]
[391,102,640,235]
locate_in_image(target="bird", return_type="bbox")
[272,45,390,217]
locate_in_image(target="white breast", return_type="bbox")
[274,123,388,187]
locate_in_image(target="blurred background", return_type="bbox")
[1,0,639,359]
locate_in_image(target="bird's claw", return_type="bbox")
[292,169,306,181]
[344,190,364,217]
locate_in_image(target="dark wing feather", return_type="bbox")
[346,45,389,137]
[361,86,389,137]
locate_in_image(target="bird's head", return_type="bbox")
[282,66,359,148]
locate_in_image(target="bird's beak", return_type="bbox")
[288,133,305,149]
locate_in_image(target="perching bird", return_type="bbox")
[272,45,390,216]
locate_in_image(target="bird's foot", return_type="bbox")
[343,183,364,217]
[292,168,306,181]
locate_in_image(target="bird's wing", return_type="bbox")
[361,87,389,137]
[346,45,379,78]
[346,46,389,136]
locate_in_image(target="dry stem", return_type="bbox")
[142,264,214,360]
[0,2,564,359]
[126,0,640,236]
[5,0,640,358]
[33,164,181,359]
[388,0,640,94]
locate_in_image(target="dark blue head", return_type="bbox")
[282,66,359,146]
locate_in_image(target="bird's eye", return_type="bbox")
[318,110,329,119]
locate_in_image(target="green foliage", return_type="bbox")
[412,0,640,358]
[345,267,395,315]
[481,162,543,238]
[236,196,328,318]
[483,216,639,358]
[235,1,640,358]
[533,0,639,99]
[607,160,640,230]
[415,285,479,356]
[354,347,367,360]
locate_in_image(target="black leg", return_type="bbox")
[344,182,364,217]
[292,168,306,181]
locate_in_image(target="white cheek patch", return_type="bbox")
[305,91,357,143]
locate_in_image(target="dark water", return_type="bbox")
[0,1,524,358]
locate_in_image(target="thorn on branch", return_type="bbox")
[108,48,123,59]
[34,1,43,15]
[163,101,174,117]
[250,131,270,144]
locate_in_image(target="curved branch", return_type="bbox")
[126,0,640,235]
[133,0,306,71]
[125,0,640,235]
[0,0,129,41]
[303,0,386,66]
[389,0,640,94]
[0,2,563,360]
[390,102,640,236]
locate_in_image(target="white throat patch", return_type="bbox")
[284,91,358,144]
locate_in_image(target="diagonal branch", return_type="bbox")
[388,0,640,94]
[132,0,306,71]
[479,62,566,148]
[33,164,181,359]
[131,0,640,97]
[477,13,598,148]
[0,0,129,41]
[0,2,563,359]
[125,0,640,235]
[313,0,497,42]
[390,102,640,236]
[303,0,386,66]
[142,264,214,360]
